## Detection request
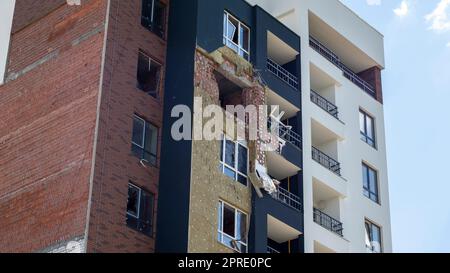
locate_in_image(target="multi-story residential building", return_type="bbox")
[156,0,391,254]
[0,0,169,252]
[0,0,391,253]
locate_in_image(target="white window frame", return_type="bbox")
[127,183,142,219]
[131,114,158,164]
[223,11,250,61]
[365,219,383,253]
[219,134,249,186]
[132,115,146,151]
[360,109,376,148]
[217,200,248,253]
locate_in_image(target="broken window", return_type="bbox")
[126,183,154,237]
[223,11,250,60]
[219,135,248,186]
[141,0,166,38]
[132,114,158,166]
[137,51,162,98]
[365,220,382,253]
[217,201,248,253]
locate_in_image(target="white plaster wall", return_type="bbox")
[248,0,392,253]
[0,0,15,85]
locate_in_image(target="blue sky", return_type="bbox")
[341,0,450,253]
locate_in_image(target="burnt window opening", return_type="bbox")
[137,51,162,98]
[126,183,155,237]
[141,0,166,38]
[215,72,244,111]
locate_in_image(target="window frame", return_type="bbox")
[362,163,380,204]
[360,109,376,148]
[141,0,167,39]
[365,219,383,253]
[217,200,248,253]
[131,114,159,166]
[223,11,250,61]
[137,50,162,98]
[127,183,141,219]
[126,183,155,237]
[219,134,249,186]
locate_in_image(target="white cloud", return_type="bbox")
[425,0,450,32]
[394,1,409,17]
[366,0,381,6]
[447,42,450,47]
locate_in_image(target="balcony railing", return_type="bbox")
[309,36,376,98]
[268,119,302,150]
[313,208,343,237]
[310,90,339,119]
[311,147,341,176]
[267,246,280,254]
[270,186,303,212]
[267,58,299,90]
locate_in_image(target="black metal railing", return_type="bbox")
[267,246,280,254]
[268,119,302,150]
[311,147,341,176]
[310,90,339,119]
[270,186,303,212]
[313,208,343,237]
[267,58,299,90]
[309,36,376,98]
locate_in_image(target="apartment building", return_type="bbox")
[0,0,169,252]
[0,0,391,254]
[157,0,391,253]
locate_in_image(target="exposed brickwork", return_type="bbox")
[11,0,66,34]
[0,0,107,253]
[86,0,169,253]
[357,66,383,104]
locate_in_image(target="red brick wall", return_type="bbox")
[11,0,66,34]
[357,66,383,104]
[0,0,108,252]
[86,0,169,253]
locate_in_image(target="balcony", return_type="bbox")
[313,208,343,237]
[310,89,339,119]
[267,58,299,90]
[268,119,302,150]
[270,186,302,212]
[267,246,280,254]
[309,36,376,98]
[312,146,341,176]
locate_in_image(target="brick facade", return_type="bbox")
[86,0,168,253]
[0,0,168,253]
[0,0,107,252]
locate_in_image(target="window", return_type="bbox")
[365,220,382,253]
[217,201,248,253]
[219,135,248,186]
[360,110,376,147]
[137,51,162,98]
[223,11,250,61]
[131,115,158,166]
[362,163,379,203]
[141,0,166,38]
[127,183,155,237]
